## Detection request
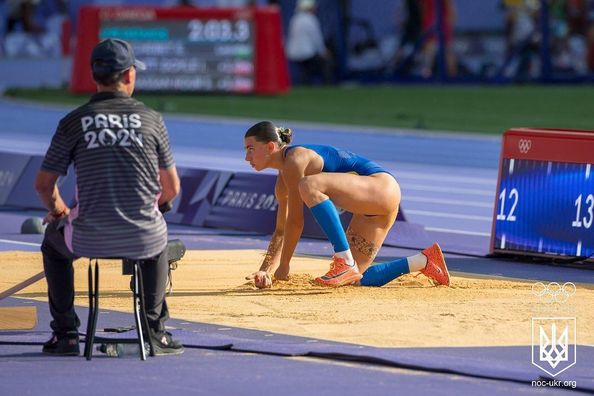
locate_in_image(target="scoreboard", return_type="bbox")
[490,128,594,263]
[100,19,254,92]
[71,6,289,94]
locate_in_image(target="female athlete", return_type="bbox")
[244,121,450,289]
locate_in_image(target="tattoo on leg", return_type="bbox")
[346,229,379,260]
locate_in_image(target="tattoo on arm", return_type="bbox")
[260,232,284,271]
[346,228,379,260]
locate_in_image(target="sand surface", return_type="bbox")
[2,250,593,347]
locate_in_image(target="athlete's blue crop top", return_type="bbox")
[284,144,391,177]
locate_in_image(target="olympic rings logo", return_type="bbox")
[518,139,532,154]
[532,282,576,303]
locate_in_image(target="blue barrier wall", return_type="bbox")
[0,151,429,249]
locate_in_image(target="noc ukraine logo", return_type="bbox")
[531,317,577,377]
[518,139,532,154]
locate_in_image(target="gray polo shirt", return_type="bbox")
[41,91,175,259]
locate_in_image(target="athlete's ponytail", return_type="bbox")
[276,127,293,145]
[244,121,292,146]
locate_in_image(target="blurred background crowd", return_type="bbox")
[1,0,593,86]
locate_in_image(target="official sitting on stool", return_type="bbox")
[34,38,183,356]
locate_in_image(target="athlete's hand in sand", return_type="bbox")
[246,271,272,289]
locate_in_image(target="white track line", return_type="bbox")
[425,227,491,237]
[405,210,492,221]
[396,171,496,185]
[402,184,494,196]
[405,195,493,208]
[0,239,41,247]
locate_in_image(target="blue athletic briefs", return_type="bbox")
[284,144,391,176]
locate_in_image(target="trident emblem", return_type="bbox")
[532,318,577,377]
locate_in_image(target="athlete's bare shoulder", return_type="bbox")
[282,147,310,173]
[283,146,322,176]
[283,146,311,161]
[285,146,322,168]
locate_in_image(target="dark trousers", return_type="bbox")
[41,219,170,335]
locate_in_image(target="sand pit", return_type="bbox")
[2,250,593,347]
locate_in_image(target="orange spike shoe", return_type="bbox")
[420,243,451,286]
[314,256,362,287]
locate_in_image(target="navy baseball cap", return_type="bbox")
[91,38,146,74]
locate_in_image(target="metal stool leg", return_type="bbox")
[136,263,155,357]
[132,261,147,360]
[84,258,153,361]
[84,259,94,359]
[85,259,100,360]
[92,259,99,336]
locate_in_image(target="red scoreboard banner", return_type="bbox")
[70,6,290,94]
[501,128,594,163]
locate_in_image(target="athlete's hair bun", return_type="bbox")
[245,121,292,146]
[276,127,293,144]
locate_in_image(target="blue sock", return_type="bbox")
[309,199,349,253]
[360,258,410,287]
